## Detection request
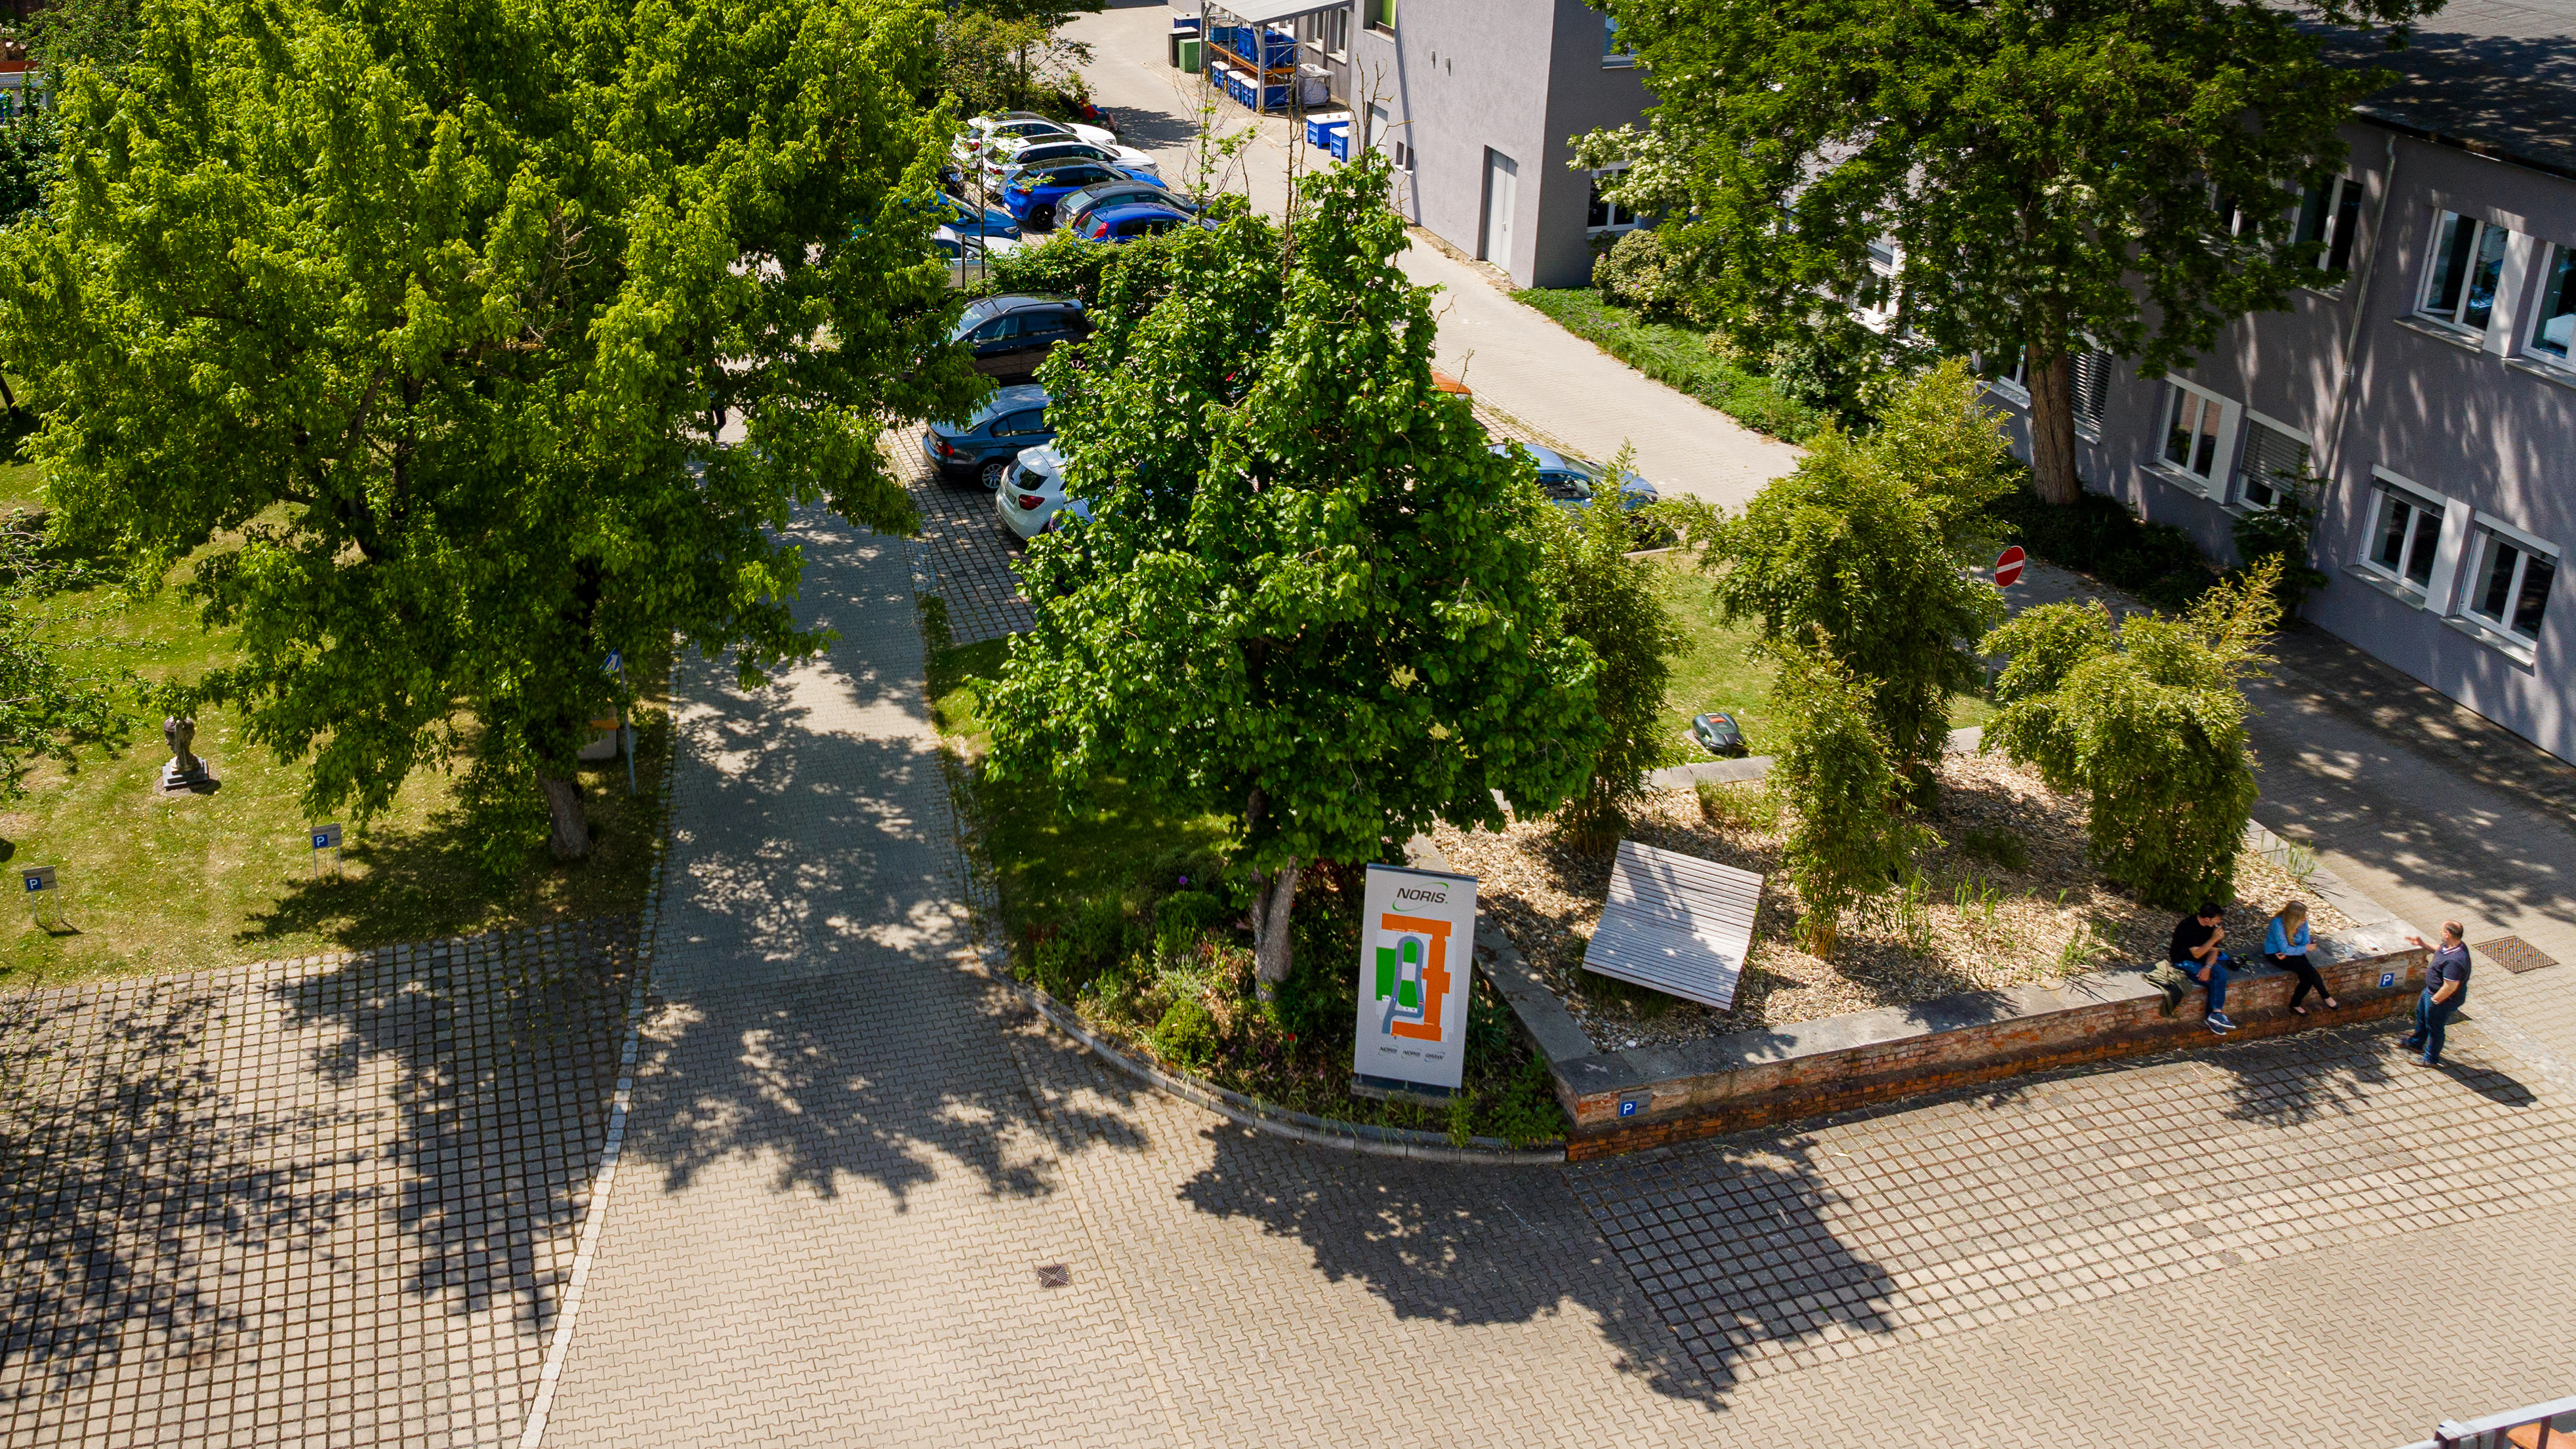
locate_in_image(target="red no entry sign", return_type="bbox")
[1993,545,2026,589]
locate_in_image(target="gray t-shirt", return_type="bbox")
[2426,943,2471,1002]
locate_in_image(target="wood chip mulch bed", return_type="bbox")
[1431,751,2350,1052]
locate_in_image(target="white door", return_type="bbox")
[1483,151,1518,266]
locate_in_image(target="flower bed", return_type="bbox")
[1431,751,2348,1051]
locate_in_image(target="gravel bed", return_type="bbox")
[1431,752,2351,1051]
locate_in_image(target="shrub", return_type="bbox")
[1544,443,1685,849]
[1694,779,1778,831]
[1592,228,1690,316]
[2229,470,2331,619]
[1768,632,1929,955]
[1988,478,2222,609]
[1151,995,1221,1072]
[1980,560,2281,909]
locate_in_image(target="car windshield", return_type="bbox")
[1540,474,1593,502]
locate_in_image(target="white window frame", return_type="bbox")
[2234,411,2312,512]
[2523,241,2576,368]
[2154,378,2240,499]
[2458,514,2560,646]
[2418,211,2515,335]
[2358,472,2450,599]
[1585,165,1641,237]
[1319,5,1350,58]
[2293,175,2363,284]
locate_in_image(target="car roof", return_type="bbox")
[1492,440,1579,473]
[1093,201,1189,224]
[960,293,1084,326]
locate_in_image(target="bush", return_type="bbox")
[1593,228,1690,317]
[1768,632,1929,954]
[1988,478,2220,610]
[1151,995,1221,1072]
[1544,443,1685,848]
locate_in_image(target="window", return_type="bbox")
[2158,380,2237,489]
[1319,6,1349,55]
[2365,481,2445,591]
[2420,211,2512,333]
[1587,167,1639,235]
[2235,417,2310,511]
[2464,527,2557,643]
[2071,350,2109,436]
[2529,245,2576,362]
[2294,176,2362,276]
[1603,15,1633,66]
[1365,0,1395,33]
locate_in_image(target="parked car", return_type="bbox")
[1058,180,1196,237]
[921,383,1054,489]
[931,192,1020,241]
[1490,441,1660,516]
[1040,496,1093,535]
[1004,161,1159,231]
[996,445,1078,541]
[959,110,1118,157]
[983,138,1160,190]
[950,294,1091,380]
[931,226,1021,287]
[1080,201,1198,245]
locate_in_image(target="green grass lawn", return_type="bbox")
[1648,553,1993,766]
[1515,289,1823,444]
[0,466,669,991]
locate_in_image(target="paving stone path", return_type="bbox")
[1,921,637,1448]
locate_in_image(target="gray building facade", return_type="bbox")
[1179,0,1648,287]
[1979,0,2576,763]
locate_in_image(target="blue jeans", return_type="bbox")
[2178,958,2229,1013]
[2411,990,2460,1061]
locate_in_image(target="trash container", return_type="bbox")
[1297,63,1330,110]
[1168,20,1199,68]
[1177,35,1202,71]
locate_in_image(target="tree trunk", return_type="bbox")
[2026,345,2081,506]
[1246,861,1302,999]
[540,774,592,859]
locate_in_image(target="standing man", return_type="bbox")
[2171,902,2235,1034]
[2402,922,2472,1067]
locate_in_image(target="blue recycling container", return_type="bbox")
[1326,120,1352,161]
[1307,110,1352,148]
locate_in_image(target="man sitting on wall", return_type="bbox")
[2169,903,2236,1035]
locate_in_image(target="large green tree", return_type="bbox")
[989,153,1603,990]
[0,0,981,858]
[1582,0,2435,504]
[1706,361,2010,796]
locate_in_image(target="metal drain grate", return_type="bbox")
[2475,936,2560,974]
[1036,1263,1070,1289]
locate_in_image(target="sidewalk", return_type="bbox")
[1061,4,1803,510]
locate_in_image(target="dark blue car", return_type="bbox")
[1004,160,1159,231]
[921,384,1055,489]
[1079,201,1198,245]
[933,192,1020,241]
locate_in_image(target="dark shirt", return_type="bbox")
[2426,943,2471,1002]
[2169,918,2220,966]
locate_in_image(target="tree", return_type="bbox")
[1582,0,2434,504]
[1980,559,2281,908]
[1542,444,1684,849]
[0,0,982,861]
[1767,630,1924,956]
[988,152,1604,992]
[26,0,146,75]
[1706,361,2010,797]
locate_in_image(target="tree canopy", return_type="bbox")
[1706,361,2011,794]
[988,152,1603,988]
[0,0,982,859]
[1584,0,2436,504]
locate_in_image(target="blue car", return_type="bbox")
[1078,201,1199,245]
[1490,441,1660,515]
[1004,160,1160,231]
[933,192,1020,241]
[921,383,1055,490]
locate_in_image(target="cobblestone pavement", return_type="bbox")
[899,439,1034,645]
[528,507,2576,1448]
[1,920,637,1448]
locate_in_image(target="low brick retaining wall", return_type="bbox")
[1420,819,2430,1161]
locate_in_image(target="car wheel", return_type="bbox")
[1031,204,1055,232]
[979,458,1011,491]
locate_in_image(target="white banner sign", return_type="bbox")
[1351,863,1478,1094]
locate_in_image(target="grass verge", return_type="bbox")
[1514,288,1823,444]
[927,626,1571,1146]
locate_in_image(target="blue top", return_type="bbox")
[2264,917,2310,955]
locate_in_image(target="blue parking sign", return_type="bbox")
[2379,971,2397,990]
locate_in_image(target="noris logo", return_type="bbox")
[1370,912,1453,1042]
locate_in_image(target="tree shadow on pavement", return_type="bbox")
[1177,1124,1892,1408]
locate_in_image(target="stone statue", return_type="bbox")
[161,716,207,788]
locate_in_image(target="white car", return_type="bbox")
[932,226,1021,287]
[979,136,1160,188]
[996,445,1081,541]
[960,112,1119,156]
